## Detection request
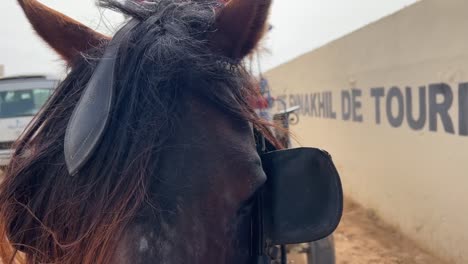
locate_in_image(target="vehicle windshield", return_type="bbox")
[0,88,52,118]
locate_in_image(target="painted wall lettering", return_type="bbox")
[341,89,362,122]
[282,92,336,119]
[371,87,385,124]
[406,86,427,130]
[386,87,404,128]
[428,83,455,134]
[460,83,468,136]
[274,81,468,137]
[352,89,363,122]
[341,91,351,121]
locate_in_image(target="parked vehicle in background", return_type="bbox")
[0,75,58,168]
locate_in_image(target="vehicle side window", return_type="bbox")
[32,89,52,109]
[0,89,52,118]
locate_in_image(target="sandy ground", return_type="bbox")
[334,198,451,264]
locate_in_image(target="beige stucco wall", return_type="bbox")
[265,0,468,263]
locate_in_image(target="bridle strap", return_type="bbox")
[253,130,268,264]
[253,129,287,264]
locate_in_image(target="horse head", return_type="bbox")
[0,0,276,263]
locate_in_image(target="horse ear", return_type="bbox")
[17,0,110,65]
[211,0,272,60]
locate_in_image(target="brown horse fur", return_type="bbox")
[1,0,277,264]
[17,0,110,65]
[212,0,272,59]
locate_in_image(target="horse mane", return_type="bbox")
[0,1,277,263]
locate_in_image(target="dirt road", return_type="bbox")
[334,199,450,264]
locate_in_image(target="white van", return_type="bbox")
[0,75,58,166]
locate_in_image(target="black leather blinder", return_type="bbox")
[259,148,343,245]
[64,19,139,175]
[251,135,344,264]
